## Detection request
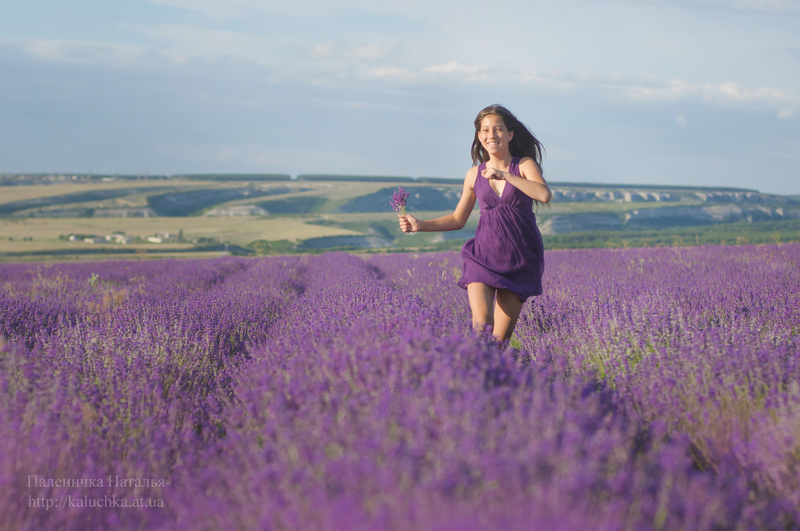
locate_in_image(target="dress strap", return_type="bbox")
[476,162,486,186]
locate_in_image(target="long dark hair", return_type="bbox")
[471,105,545,174]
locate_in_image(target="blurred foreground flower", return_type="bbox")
[390,187,410,215]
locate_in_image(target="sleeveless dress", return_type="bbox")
[457,157,545,302]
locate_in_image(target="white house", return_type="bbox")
[147,233,175,243]
[106,234,135,244]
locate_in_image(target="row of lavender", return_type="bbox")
[0,244,798,530]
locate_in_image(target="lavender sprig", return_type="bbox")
[390,187,410,215]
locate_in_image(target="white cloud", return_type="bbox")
[422,61,485,75]
[307,42,399,62]
[129,2,800,121]
[605,76,799,118]
[676,114,689,127]
[700,81,799,117]
[309,43,338,59]
[309,98,401,111]
[631,0,800,13]
[467,68,798,119]
[134,24,283,66]
[735,0,800,13]
[145,0,463,19]
[369,67,401,77]
[352,43,396,61]
[19,31,800,120]
[25,40,149,66]
[146,0,240,19]
[621,78,697,101]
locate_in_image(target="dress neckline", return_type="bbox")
[492,180,507,198]
[482,158,518,198]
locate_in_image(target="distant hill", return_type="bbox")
[297,174,414,182]
[171,174,291,181]
[0,187,175,216]
[3,177,797,224]
[548,181,757,192]
[147,188,281,216]
[333,186,462,213]
[2,175,799,258]
[257,196,329,214]
[549,186,777,203]
[538,204,796,234]
[2,176,798,255]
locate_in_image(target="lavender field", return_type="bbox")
[1,244,799,530]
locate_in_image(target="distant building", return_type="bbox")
[106,234,135,244]
[204,205,268,216]
[147,232,175,243]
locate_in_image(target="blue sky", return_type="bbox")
[1,0,798,194]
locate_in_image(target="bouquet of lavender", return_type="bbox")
[390,187,410,215]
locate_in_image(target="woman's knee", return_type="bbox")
[472,315,494,330]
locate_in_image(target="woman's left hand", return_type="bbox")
[481,167,506,181]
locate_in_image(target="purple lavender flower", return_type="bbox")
[390,187,410,215]
[1,244,799,530]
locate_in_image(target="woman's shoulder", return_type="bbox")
[517,157,543,179]
[464,165,480,187]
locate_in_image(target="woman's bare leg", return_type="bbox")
[493,289,524,341]
[467,283,496,332]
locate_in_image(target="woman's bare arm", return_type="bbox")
[398,167,478,232]
[482,157,552,203]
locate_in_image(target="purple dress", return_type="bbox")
[457,157,544,302]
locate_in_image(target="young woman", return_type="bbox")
[398,105,551,341]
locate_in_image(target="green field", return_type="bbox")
[0,216,361,255]
[1,176,798,260]
[285,218,800,254]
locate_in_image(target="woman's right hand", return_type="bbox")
[398,214,420,233]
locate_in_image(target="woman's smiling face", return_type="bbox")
[478,114,513,156]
